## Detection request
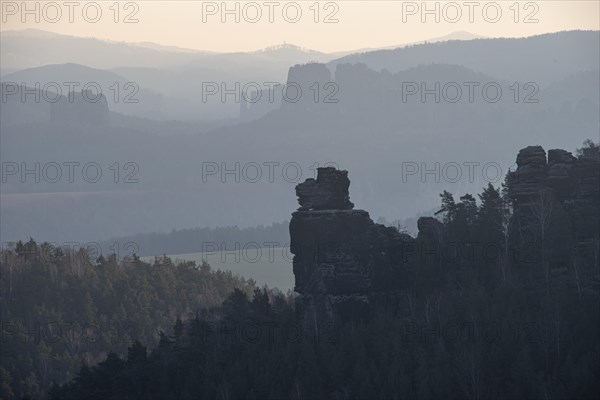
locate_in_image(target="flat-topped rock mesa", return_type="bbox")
[290,167,412,334]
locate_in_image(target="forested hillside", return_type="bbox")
[0,244,264,399]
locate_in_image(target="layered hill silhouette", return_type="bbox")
[1,31,598,243]
[331,30,599,87]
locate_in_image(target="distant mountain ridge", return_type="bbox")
[1,29,336,70]
[330,30,599,87]
[1,28,487,71]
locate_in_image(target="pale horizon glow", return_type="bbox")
[1,1,598,53]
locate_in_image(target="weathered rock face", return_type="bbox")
[509,145,599,245]
[283,63,332,113]
[291,168,411,334]
[511,146,550,206]
[295,167,354,211]
[546,149,577,192]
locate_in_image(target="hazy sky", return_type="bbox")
[1,1,599,52]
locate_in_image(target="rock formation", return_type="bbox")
[283,63,332,113]
[291,147,598,333]
[290,167,411,335]
[295,167,354,211]
[509,145,599,244]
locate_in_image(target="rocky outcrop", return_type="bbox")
[291,168,411,334]
[292,148,598,332]
[509,145,599,243]
[295,167,353,211]
[283,63,332,113]
[511,146,550,206]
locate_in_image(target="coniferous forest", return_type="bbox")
[2,142,597,400]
